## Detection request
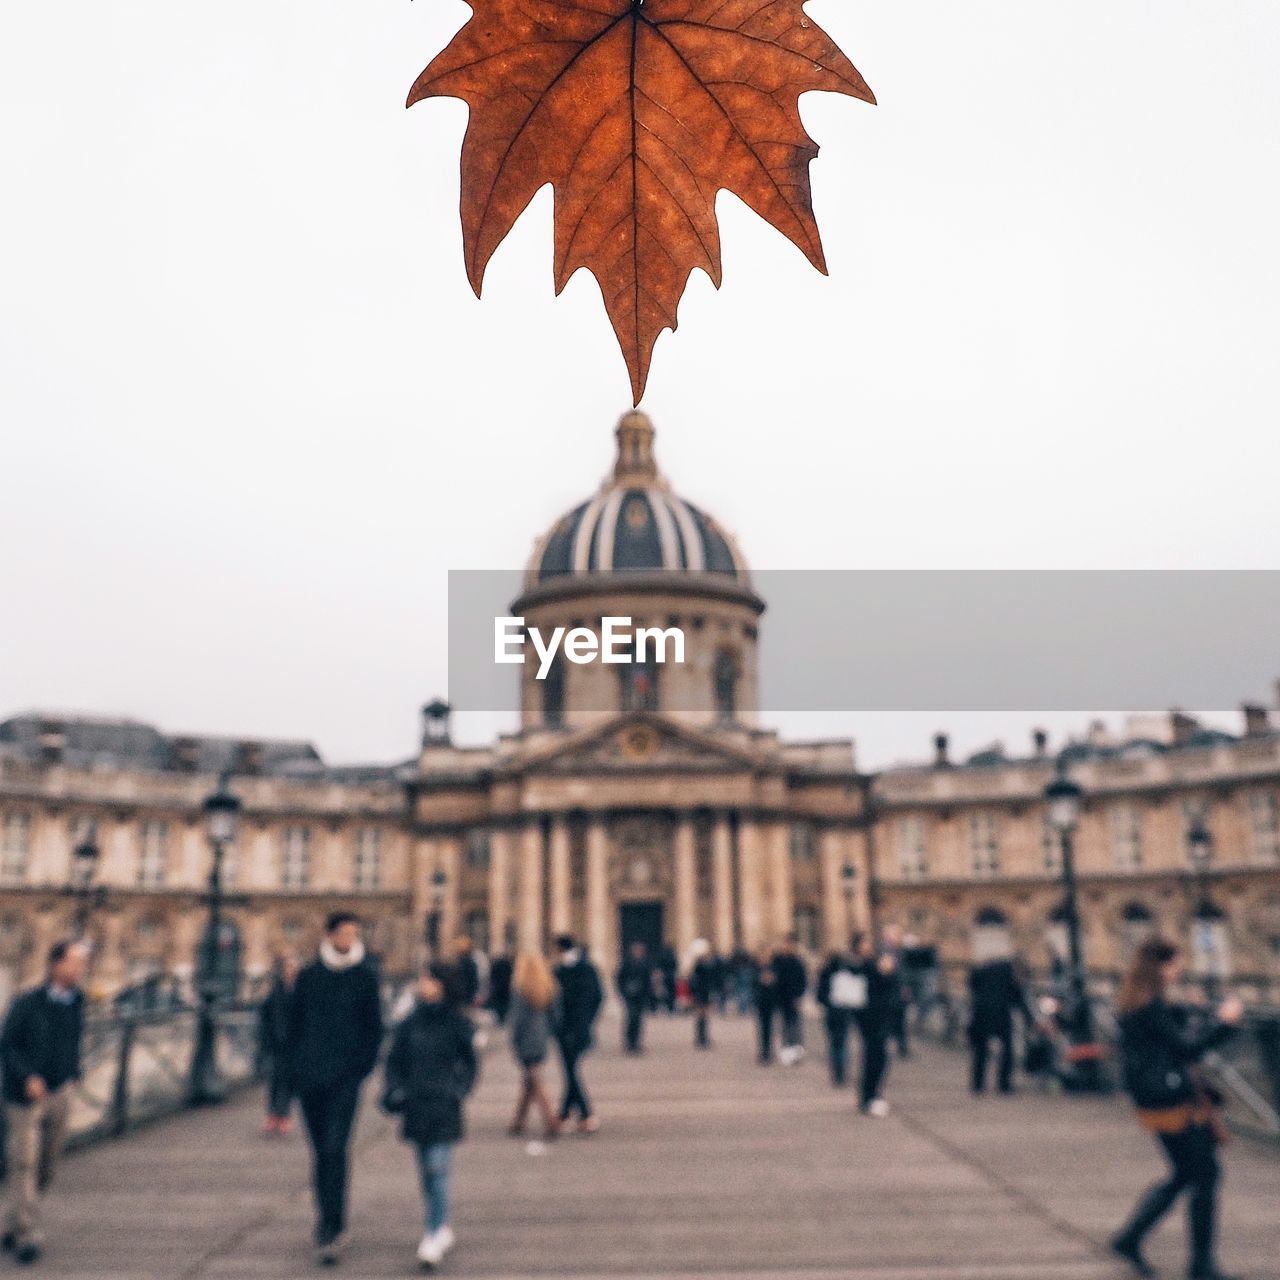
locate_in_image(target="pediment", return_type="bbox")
[517,714,762,777]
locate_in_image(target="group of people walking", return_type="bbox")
[0,912,1254,1279]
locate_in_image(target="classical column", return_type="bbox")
[673,813,697,954]
[820,825,847,950]
[519,820,544,950]
[488,827,514,955]
[586,815,611,967]
[548,815,572,937]
[736,819,766,948]
[440,833,462,946]
[768,820,794,937]
[711,812,735,953]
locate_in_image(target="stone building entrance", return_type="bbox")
[618,901,664,961]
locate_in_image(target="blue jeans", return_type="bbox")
[415,1142,454,1233]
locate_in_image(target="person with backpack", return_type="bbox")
[382,961,478,1270]
[1110,937,1243,1280]
[816,948,866,1087]
[850,932,896,1116]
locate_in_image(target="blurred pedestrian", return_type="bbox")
[258,952,299,1136]
[1,940,87,1266]
[851,932,894,1116]
[752,946,778,1064]
[816,947,865,1087]
[451,936,486,1012]
[879,923,910,1058]
[487,952,514,1025]
[382,961,478,1270]
[687,939,716,1049]
[286,912,384,1265]
[553,936,603,1133]
[967,951,1029,1095]
[731,948,755,1015]
[1110,938,1243,1280]
[658,944,678,1014]
[508,951,560,1138]
[771,936,808,1065]
[615,941,650,1055]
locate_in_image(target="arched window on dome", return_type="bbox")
[713,649,739,723]
[618,645,660,713]
[542,656,566,729]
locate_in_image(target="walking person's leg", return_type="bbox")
[969,1029,989,1094]
[996,1022,1015,1093]
[695,1005,710,1048]
[511,1068,534,1134]
[35,1086,71,1199]
[559,1041,588,1121]
[1181,1125,1224,1279]
[4,1100,43,1254]
[757,1005,774,1063]
[1112,1127,1197,1275]
[529,1065,558,1135]
[417,1142,454,1234]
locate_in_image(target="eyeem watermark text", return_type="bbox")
[495,616,686,680]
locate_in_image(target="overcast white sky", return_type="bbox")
[2,2,1278,768]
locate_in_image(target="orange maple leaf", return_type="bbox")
[409,0,874,403]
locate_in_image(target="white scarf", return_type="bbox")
[319,938,366,971]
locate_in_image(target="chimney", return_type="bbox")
[1031,727,1048,758]
[236,740,265,775]
[933,732,950,768]
[1170,710,1200,747]
[172,737,200,773]
[1242,703,1270,737]
[37,719,65,766]
[422,699,453,747]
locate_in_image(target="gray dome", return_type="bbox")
[528,413,748,585]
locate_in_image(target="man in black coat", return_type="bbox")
[1,940,88,1265]
[553,935,603,1132]
[770,936,808,1063]
[851,931,897,1115]
[967,955,1029,1094]
[286,913,384,1264]
[257,952,299,1135]
[615,942,650,1054]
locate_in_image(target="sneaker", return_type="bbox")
[866,1098,891,1118]
[1109,1237,1156,1278]
[315,1229,346,1266]
[14,1242,41,1266]
[1,1232,15,1252]
[416,1231,443,1268]
[434,1226,455,1256]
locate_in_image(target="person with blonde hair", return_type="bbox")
[507,951,560,1138]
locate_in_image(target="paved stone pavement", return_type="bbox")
[25,1010,1280,1279]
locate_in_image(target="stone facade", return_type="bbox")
[2,411,1278,999]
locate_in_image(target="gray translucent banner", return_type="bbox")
[447,570,1280,713]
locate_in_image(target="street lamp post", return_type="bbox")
[1186,815,1220,1002]
[188,777,241,1106]
[66,826,103,939]
[840,861,857,942]
[425,868,448,956]
[1045,756,1103,1091]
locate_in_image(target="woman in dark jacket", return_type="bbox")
[1111,938,1243,1280]
[383,962,479,1270]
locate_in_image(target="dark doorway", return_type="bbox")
[618,901,664,961]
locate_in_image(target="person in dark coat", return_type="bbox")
[1,940,87,1265]
[771,936,808,1063]
[615,942,650,1055]
[487,952,514,1024]
[451,936,484,1010]
[657,944,678,1014]
[751,945,778,1063]
[553,935,603,1133]
[967,953,1029,1094]
[851,932,896,1115]
[383,961,478,1269]
[286,912,384,1265]
[816,948,864,1087]
[258,952,299,1135]
[1110,938,1243,1280]
[687,939,716,1049]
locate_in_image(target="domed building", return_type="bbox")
[410,411,869,964]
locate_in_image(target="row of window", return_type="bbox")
[540,648,742,726]
[893,790,1280,880]
[0,815,388,891]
